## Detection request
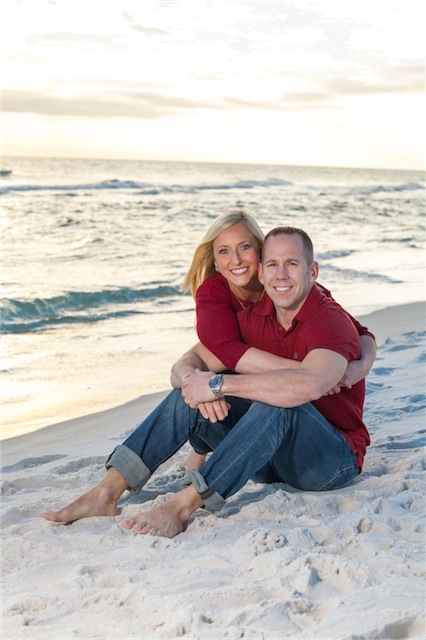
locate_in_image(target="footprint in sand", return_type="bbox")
[378,430,426,449]
[242,527,287,555]
[372,366,394,376]
[1,454,67,473]
[395,393,426,414]
[1,456,107,496]
[49,456,106,475]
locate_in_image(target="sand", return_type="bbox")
[1,302,425,639]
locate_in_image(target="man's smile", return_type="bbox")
[274,285,291,292]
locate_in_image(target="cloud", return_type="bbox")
[2,89,211,119]
[322,68,425,99]
[121,10,168,36]
[27,32,126,51]
[4,61,423,122]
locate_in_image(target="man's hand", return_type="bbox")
[197,399,231,422]
[182,369,220,408]
[182,369,230,422]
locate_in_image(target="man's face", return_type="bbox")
[259,233,318,319]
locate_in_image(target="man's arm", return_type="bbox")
[173,337,371,399]
[182,348,348,409]
[233,347,301,373]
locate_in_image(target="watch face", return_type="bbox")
[209,374,223,395]
[209,375,221,387]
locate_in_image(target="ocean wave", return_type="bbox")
[350,182,425,195]
[0,285,183,333]
[318,249,354,261]
[0,178,293,196]
[321,264,402,284]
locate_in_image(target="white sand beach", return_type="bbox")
[1,302,425,639]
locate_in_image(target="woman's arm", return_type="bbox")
[170,347,208,389]
[323,334,376,395]
[196,276,376,385]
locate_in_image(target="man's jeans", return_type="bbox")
[106,389,359,512]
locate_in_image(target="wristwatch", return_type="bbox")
[208,374,224,397]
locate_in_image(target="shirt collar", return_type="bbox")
[253,283,323,326]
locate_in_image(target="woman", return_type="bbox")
[178,210,376,471]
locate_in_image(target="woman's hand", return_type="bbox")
[324,358,371,395]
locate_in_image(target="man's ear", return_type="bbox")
[258,263,264,285]
[310,261,319,282]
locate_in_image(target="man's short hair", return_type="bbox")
[263,227,314,264]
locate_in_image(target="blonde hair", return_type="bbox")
[183,209,265,297]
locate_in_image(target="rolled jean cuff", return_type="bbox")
[105,445,151,494]
[185,469,225,513]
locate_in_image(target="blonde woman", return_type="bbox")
[178,210,376,471]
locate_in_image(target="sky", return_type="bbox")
[1,0,425,170]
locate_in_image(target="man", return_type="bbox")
[42,227,370,538]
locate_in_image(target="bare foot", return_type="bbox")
[41,468,128,523]
[181,449,206,473]
[121,485,203,538]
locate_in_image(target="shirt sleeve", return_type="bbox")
[305,303,361,362]
[346,314,376,341]
[195,276,251,371]
[316,282,376,342]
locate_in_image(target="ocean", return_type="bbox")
[1,157,424,439]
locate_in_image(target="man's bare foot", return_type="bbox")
[181,449,206,473]
[41,468,128,523]
[121,485,203,538]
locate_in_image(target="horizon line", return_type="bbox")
[2,154,424,173]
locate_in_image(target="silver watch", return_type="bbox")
[208,374,223,397]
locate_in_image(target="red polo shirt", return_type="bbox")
[237,285,370,468]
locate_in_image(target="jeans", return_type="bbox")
[106,389,359,512]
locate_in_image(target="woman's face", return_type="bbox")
[212,222,260,291]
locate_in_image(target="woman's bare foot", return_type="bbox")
[181,449,206,473]
[41,468,128,523]
[121,485,203,538]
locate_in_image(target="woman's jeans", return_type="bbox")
[106,389,359,512]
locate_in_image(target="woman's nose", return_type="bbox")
[232,250,243,264]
